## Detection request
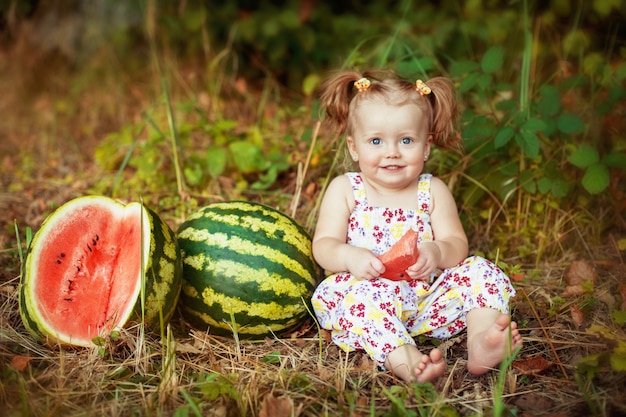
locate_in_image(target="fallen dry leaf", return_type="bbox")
[510,272,525,282]
[515,392,554,413]
[564,259,596,285]
[320,329,332,343]
[570,304,584,327]
[354,353,375,371]
[0,284,15,294]
[351,394,369,417]
[11,355,33,372]
[562,284,585,297]
[513,356,554,375]
[259,392,295,417]
[175,341,202,354]
[234,77,248,95]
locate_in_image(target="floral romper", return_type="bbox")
[311,172,516,369]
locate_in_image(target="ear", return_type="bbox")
[424,135,433,159]
[347,136,359,161]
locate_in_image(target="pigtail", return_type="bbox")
[319,70,363,136]
[425,77,462,151]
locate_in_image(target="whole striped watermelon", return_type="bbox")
[176,201,321,338]
[19,196,182,347]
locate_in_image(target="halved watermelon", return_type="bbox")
[19,196,182,347]
[378,228,419,281]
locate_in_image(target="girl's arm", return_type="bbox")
[407,176,469,279]
[312,175,385,279]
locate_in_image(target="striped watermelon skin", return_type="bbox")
[141,205,183,329]
[18,196,182,347]
[176,201,321,338]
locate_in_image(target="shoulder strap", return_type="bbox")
[417,174,432,214]
[345,172,368,207]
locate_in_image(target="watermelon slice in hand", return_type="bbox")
[378,228,419,281]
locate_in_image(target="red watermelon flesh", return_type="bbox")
[378,228,419,281]
[23,198,147,345]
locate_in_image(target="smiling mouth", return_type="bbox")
[382,165,404,170]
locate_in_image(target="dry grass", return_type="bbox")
[1,258,625,416]
[1,35,626,417]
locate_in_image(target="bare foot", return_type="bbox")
[385,345,446,383]
[467,313,523,375]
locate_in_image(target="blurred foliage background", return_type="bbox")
[1,0,625,266]
[1,2,626,415]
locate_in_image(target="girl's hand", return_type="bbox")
[345,247,386,280]
[406,242,441,281]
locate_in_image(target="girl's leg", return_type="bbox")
[406,256,521,374]
[466,308,523,375]
[384,344,445,383]
[313,275,445,383]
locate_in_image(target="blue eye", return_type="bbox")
[401,137,412,144]
[371,138,382,145]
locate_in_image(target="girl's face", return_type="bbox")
[347,99,431,190]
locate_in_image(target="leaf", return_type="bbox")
[610,352,626,371]
[519,170,536,194]
[557,113,586,134]
[183,8,205,31]
[537,177,552,194]
[562,284,585,297]
[261,351,282,364]
[570,305,585,327]
[612,310,626,325]
[205,147,227,178]
[576,353,602,379]
[494,126,515,148]
[521,117,547,133]
[320,329,332,343]
[564,259,596,285]
[184,165,203,186]
[510,272,525,282]
[568,145,600,168]
[229,141,267,174]
[302,73,321,97]
[587,324,618,340]
[536,84,562,117]
[512,356,554,375]
[92,336,106,347]
[481,46,504,74]
[550,177,572,198]
[602,152,626,168]
[477,73,492,90]
[11,355,33,372]
[449,60,480,77]
[459,72,481,93]
[259,392,294,417]
[517,130,540,159]
[593,0,622,16]
[582,163,610,194]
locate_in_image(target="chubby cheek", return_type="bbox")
[358,154,384,169]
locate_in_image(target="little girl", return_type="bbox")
[311,70,522,383]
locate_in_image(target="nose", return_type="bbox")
[385,142,400,158]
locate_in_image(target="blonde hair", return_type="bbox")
[319,69,462,151]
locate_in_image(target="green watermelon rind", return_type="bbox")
[18,196,182,347]
[139,204,183,330]
[176,201,321,338]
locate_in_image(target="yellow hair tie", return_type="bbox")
[415,79,431,96]
[354,77,371,92]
